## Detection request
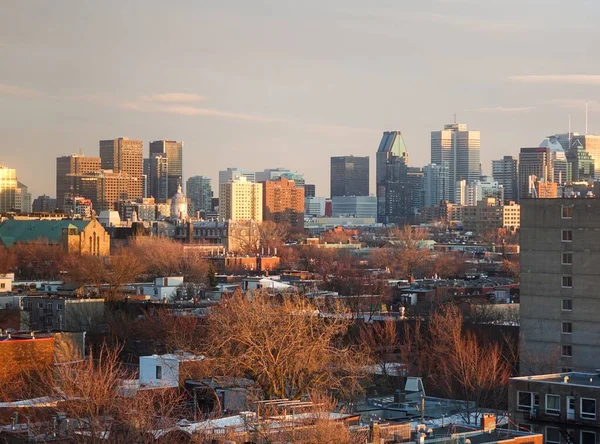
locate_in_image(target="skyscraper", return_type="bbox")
[263,177,304,231]
[431,123,480,202]
[304,184,316,198]
[149,140,183,196]
[15,181,32,213]
[423,163,449,207]
[147,154,169,201]
[56,155,101,211]
[570,134,600,178]
[382,156,423,224]
[492,156,519,202]
[519,147,552,199]
[186,175,213,215]
[0,165,17,213]
[330,156,369,198]
[72,170,140,212]
[219,177,263,221]
[99,137,143,198]
[376,131,408,222]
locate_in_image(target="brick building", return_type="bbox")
[262,177,304,231]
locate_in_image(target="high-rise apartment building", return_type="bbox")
[186,175,213,215]
[262,178,304,231]
[218,177,263,221]
[56,155,101,211]
[431,123,481,202]
[330,156,369,198]
[0,165,17,213]
[492,156,519,202]
[423,163,450,207]
[149,140,183,196]
[219,168,256,187]
[520,198,600,373]
[71,170,140,212]
[376,131,408,222]
[519,147,552,199]
[99,137,143,198]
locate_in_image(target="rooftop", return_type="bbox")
[511,372,600,388]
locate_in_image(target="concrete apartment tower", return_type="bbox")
[520,198,600,373]
[56,155,101,211]
[99,137,143,199]
[431,123,481,203]
[219,177,263,221]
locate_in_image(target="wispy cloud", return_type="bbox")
[475,106,533,113]
[140,93,205,103]
[121,100,274,123]
[0,83,43,98]
[509,75,600,85]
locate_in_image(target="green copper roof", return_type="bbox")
[0,219,91,247]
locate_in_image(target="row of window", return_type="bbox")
[518,391,595,419]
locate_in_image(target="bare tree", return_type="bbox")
[13,241,65,280]
[425,305,512,423]
[200,290,371,400]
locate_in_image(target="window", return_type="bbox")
[57,304,63,311]
[546,394,561,415]
[0,283,4,289]
[581,431,596,444]
[563,367,573,373]
[562,230,573,242]
[546,427,561,444]
[38,302,43,309]
[562,322,573,334]
[562,345,572,357]
[562,253,573,265]
[518,391,534,411]
[562,299,573,311]
[581,398,596,420]
[562,276,573,288]
[155,365,162,380]
[562,205,573,219]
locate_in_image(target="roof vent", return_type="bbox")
[564,376,570,383]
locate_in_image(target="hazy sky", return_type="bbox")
[1,0,599,198]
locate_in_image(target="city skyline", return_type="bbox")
[2,1,599,198]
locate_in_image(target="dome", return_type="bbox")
[170,184,188,219]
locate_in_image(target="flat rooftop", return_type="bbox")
[512,372,600,388]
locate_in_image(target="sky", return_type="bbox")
[1,0,600,198]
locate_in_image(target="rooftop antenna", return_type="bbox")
[453,113,457,124]
[586,101,589,134]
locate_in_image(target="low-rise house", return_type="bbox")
[142,276,184,301]
[139,352,204,389]
[23,296,104,331]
